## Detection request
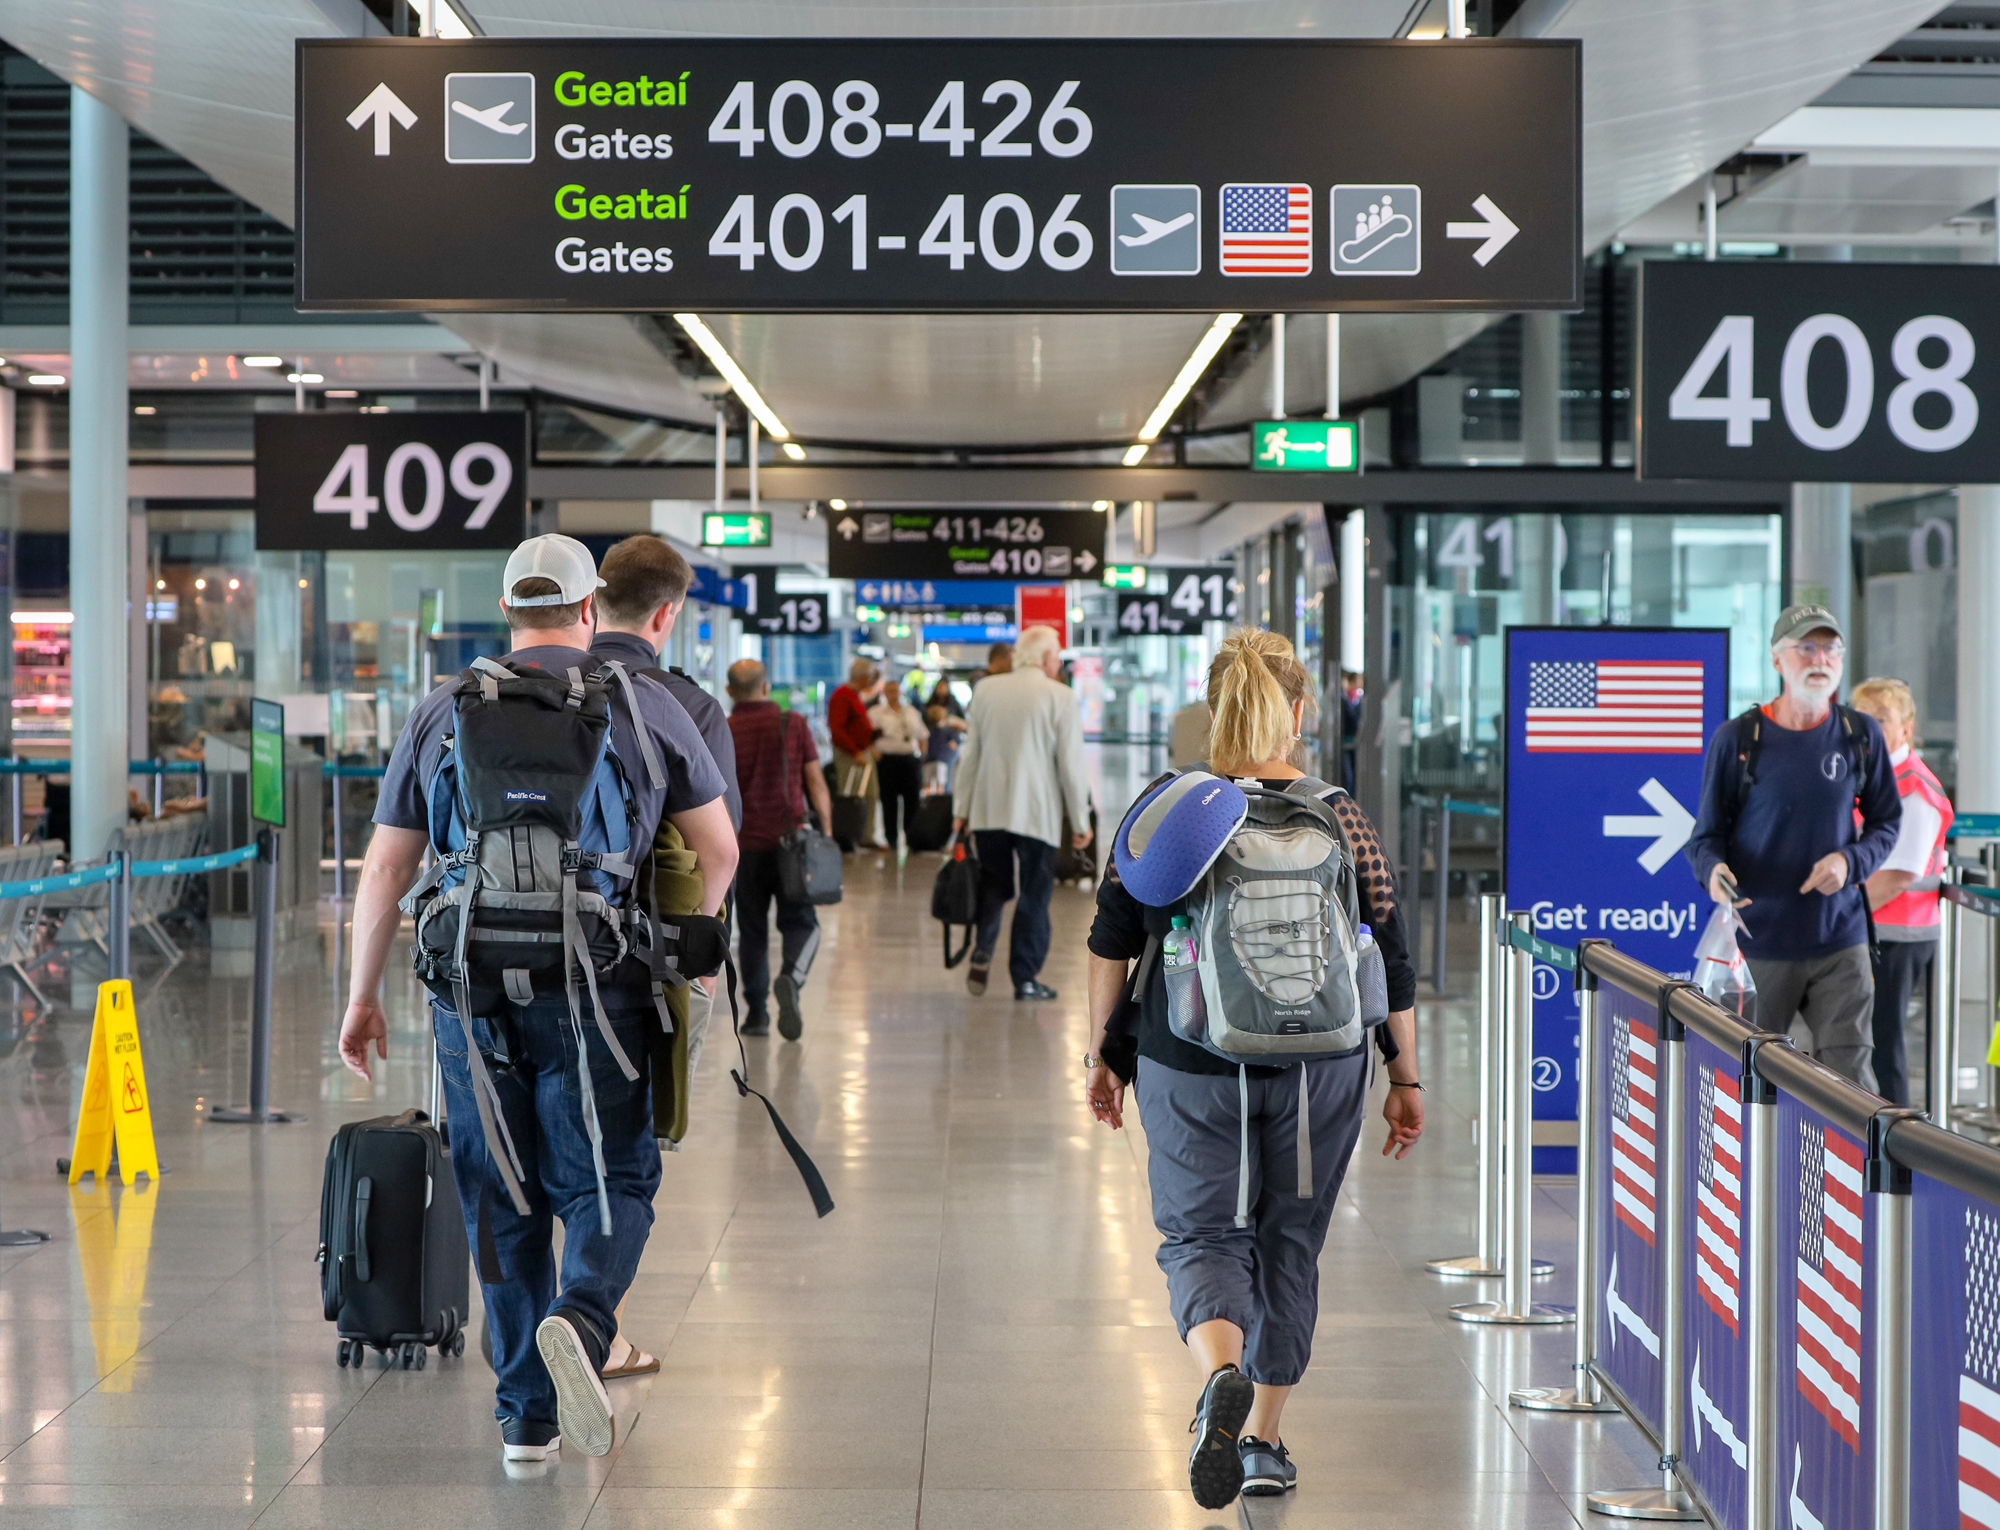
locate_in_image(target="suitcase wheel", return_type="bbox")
[398,1341,425,1370]
[335,1338,353,1368]
[450,1331,466,1358]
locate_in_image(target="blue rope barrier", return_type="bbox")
[0,841,259,899]
[0,862,120,898]
[324,764,386,777]
[130,842,259,878]
[0,759,204,775]
[1441,797,1501,819]
[1505,923,1578,970]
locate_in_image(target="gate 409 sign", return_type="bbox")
[826,508,1104,581]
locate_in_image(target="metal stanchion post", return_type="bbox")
[1514,938,1618,1410]
[331,772,344,903]
[11,772,19,845]
[151,760,162,819]
[1740,1032,1783,1530]
[1451,911,1570,1325]
[1433,802,1451,994]
[107,851,131,982]
[210,828,300,1125]
[1404,797,1424,961]
[1868,1109,1918,1530]
[1429,891,1507,1277]
[1935,872,1962,1123]
[1588,982,1702,1520]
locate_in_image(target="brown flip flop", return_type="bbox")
[601,1336,660,1379]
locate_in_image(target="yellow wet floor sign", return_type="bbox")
[68,980,160,1185]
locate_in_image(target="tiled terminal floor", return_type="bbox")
[0,781,1661,1527]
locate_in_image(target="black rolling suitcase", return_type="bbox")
[319,1107,470,1370]
[905,794,953,853]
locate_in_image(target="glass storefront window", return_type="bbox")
[1394,508,1784,800]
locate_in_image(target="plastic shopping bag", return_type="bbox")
[1693,903,1757,1021]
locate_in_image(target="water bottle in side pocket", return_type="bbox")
[1162,915,1207,1044]
[1356,923,1390,1026]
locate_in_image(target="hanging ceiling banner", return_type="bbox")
[827,508,1104,580]
[1640,260,2000,483]
[296,37,1580,313]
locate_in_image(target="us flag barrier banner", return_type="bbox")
[1682,1031,1750,1529]
[1911,1169,2000,1530]
[1777,1091,1871,1530]
[1595,983,1667,1436]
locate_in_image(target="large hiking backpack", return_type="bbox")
[1118,769,1385,1067]
[400,655,683,1231]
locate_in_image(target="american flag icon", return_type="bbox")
[1694,1067,1743,1331]
[1797,1123,1865,1449]
[1220,184,1312,276]
[1961,1207,2000,1528]
[1525,660,1706,753]
[1609,1014,1657,1245]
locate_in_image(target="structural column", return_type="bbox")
[1520,310,1563,467]
[69,87,130,861]
[1789,481,1853,631]
[1961,486,2000,815]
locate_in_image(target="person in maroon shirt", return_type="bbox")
[728,659,834,1038]
[828,657,886,850]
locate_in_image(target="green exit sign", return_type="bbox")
[702,512,772,547]
[1252,419,1360,473]
[1101,564,1149,590]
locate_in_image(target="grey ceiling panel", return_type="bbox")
[467,0,1427,38]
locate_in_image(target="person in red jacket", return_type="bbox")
[829,657,886,851]
[1850,678,1953,1107]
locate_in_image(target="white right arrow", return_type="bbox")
[835,516,860,541]
[347,82,418,157]
[1445,193,1520,266]
[1077,550,1098,573]
[1604,777,1696,875]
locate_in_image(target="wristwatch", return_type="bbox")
[1083,1052,1105,1070]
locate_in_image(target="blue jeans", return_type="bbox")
[433,996,660,1425]
[973,830,1057,988]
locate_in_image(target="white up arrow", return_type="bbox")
[835,516,860,541]
[347,83,418,157]
[1445,194,1520,266]
[1604,777,1696,875]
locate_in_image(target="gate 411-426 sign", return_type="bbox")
[1640,261,2000,482]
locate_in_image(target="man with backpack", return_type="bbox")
[1686,605,1901,1089]
[337,534,737,1464]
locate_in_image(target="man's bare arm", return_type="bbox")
[337,825,429,1079]
[668,797,739,917]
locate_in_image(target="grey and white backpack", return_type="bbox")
[1182,775,1382,1065]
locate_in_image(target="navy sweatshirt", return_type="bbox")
[1685,705,1901,961]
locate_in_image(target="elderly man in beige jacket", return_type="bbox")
[951,625,1093,1000]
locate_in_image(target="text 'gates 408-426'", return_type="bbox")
[296,38,1579,312]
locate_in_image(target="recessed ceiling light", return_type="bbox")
[325,389,358,398]
[781,442,806,461]
[672,314,791,442]
[27,374,64,387]
[228,578,241,591]
[1092,500,1112,512]
[829,498,847,511]
[133,405,156,415]
[242,356,283,368]
[194,578,207,591]
[287,372,324,384]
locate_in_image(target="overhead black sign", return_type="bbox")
[734,567,829,635]
[255,411,527,551]
[296,38,1580,313]
[1641,261,2000,483]
[826,508,1104,581]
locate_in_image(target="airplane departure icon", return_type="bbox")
[451,98,527,135]
[1119,211,1195,247]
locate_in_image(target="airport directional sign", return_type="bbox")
[827,508,1103,581]
[296,38,1580,313]
[1252,418,1360,472]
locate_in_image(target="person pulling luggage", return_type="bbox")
[1083,628,1421,1510]
[338,535,737,1464]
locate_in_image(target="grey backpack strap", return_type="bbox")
[601,660,668,791]
[470,654,511,702]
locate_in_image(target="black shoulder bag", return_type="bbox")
[775,714,843,906]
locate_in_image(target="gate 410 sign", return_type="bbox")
[255,412,527,550]
[1640,261,2000,482]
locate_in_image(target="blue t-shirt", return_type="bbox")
[1686,705,1902,961]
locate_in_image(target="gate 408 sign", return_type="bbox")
[1640,261,2000,482]
[255,412,527,551]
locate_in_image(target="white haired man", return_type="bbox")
[951,624,1092,1000]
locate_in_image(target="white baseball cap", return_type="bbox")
[502,534,606,607]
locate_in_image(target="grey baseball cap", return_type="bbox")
[502,534,606,607]
[1770,603,1843,649]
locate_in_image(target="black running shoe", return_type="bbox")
[775,975,803,1040]
[1187,1364,1255,1509]
[500,1417,561,1462]
[1014,980,1057,1001]
[1239,1435,1296,1495]
[741,1011,771,1037]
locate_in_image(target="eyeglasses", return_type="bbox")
[1783,640,1845,662]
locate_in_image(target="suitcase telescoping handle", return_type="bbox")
[352,1176,373,1283]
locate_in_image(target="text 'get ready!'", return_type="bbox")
[1531,899,1702,942]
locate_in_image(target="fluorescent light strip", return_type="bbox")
[1128,312,1242,462]
[672,314,791,441]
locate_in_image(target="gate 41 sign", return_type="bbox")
[1116,567,1238,634]
[1640,261,2000,482]
[255,412,527,550]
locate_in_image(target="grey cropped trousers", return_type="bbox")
[1135,1050,1370,1386]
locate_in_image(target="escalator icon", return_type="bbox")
[1332,184,1421,275]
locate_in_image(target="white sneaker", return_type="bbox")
[536,1311,616,1457]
